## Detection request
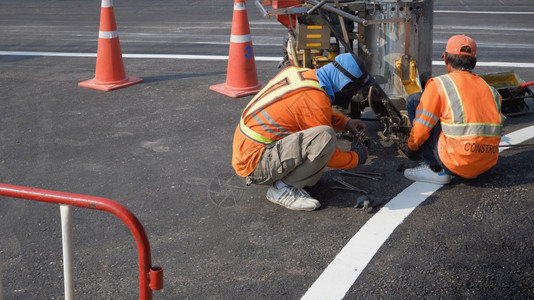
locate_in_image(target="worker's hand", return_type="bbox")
[345,119,367,136]
[351,138,369,165]
[404,145,420,160]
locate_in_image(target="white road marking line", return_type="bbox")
[1,51,534,68]
[432,61,534,68]
[0,51,278,61]
[434,25,534,32]
[435,10,534,15]
[301,125,534,300]
[302,182,442,300]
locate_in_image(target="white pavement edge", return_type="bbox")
[302,125,534,300]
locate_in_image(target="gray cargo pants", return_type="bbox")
[246,125,337,188]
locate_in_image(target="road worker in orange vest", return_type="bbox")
[232,53,374,211]
[403,34,506,185]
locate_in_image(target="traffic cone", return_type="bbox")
[79,0,142,91]
[210,0,264,98]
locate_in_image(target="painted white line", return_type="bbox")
[432,61,534,69]
[475,62,534,68]
[1,51,533,67]
[433,40,534,50]
[0,51,282,62]
[302,182,442,300]
[435,10,534,15]
[434,25,534,33]
[0,51,97,57]
[301,125,534,300]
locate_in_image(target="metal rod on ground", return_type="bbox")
[60,204,75,300]
[499,143,534,148]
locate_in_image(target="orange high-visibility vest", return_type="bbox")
[239,66,324,144]
[232,67,358,177]
[412,71,505,178]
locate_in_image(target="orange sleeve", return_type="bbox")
[286,89,358,169]
[408,80,442,151]
[331,109,350,131]
[327,148,359,169]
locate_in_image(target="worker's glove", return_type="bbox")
[404,145,420,161]
[351,136,369,165]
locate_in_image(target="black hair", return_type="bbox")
[445,46,477,71]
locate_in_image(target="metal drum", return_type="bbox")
[361,0,434,99]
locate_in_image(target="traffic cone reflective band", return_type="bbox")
[79,0,142,91]
[210,0,264,98]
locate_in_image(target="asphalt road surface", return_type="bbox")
[1,0,533,299]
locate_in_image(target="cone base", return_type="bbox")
[209,82,264,98]
[79,76,143,91]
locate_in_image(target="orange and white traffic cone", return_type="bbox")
[210,0,264,98]
[79,0,142,91]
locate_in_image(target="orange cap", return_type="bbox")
[441,34,477,58]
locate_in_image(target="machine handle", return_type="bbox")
[519,81,534,89]
[307,0,327,15]
[307,0,368,26]
[254,0,270,18]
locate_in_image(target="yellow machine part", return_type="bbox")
[480,71,523,89]
[395,57,422,95]
[312,55,331,68]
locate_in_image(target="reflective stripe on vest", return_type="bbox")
[239,67,324,144]
[414,109,439,128]
[434,74,503,138]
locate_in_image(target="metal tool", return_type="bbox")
[355,195,372,213]
[352,130,371,149]
[339,170,385,181]
[329,177,370,194]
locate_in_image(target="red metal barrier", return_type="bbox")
[0,183,163,300]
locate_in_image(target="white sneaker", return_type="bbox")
[266,186,321,211]
[404,163,451,185]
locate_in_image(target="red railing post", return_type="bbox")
[0,183,163,300]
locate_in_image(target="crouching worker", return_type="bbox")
[232,53,373,211]
[404,34,506,185]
